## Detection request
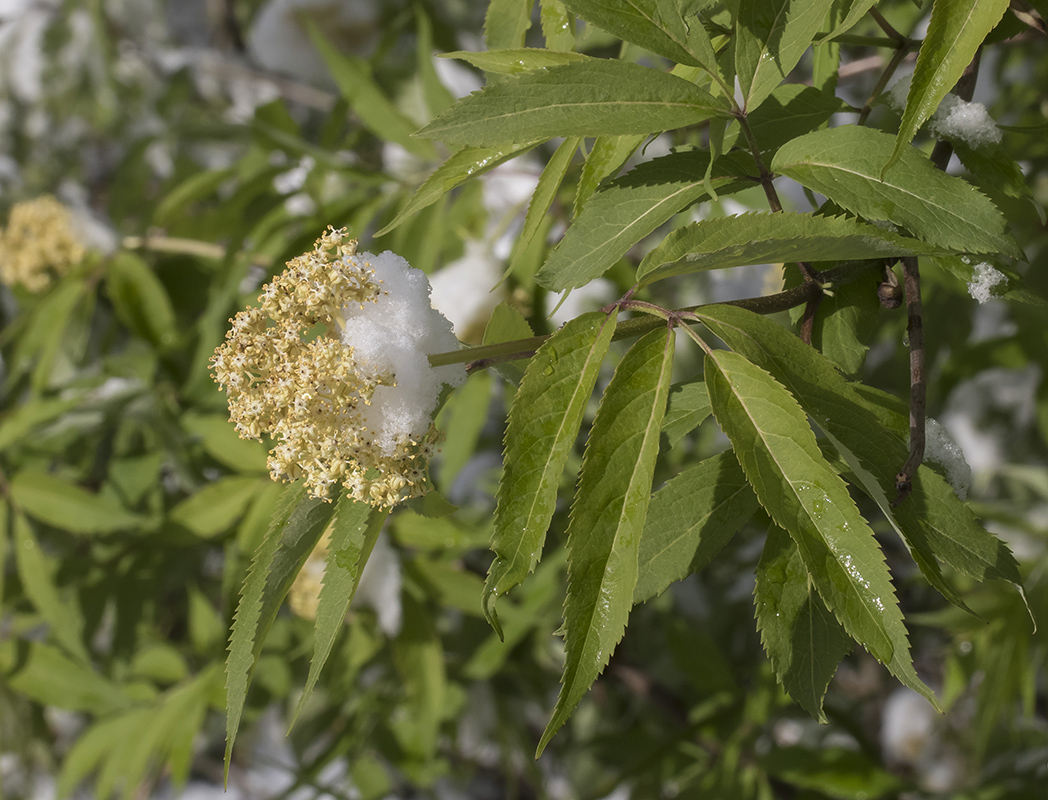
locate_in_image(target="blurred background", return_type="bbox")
[0,1,1046,798]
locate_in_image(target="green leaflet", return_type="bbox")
[290,497,387,728]
[0,396,81,452]
[886,0,1010,174]
[391,593,446,775]
[704,348,935,705]
[168,476,267,538]
[745,85,844,158]
[224,485,335,781]
[805,263,881,376]
[485,0,533,49]
[637,212,948,285]
[537,150,752,291]
[661,379,712,448]
[10,470,144,534]
[634,451,758,603]
[541,0,576,51]
[441,48,587,74]
[307,24,435,159]
[771,126,1021,258]
[181,413,268,473]
[538,327,674,755]
[415,60,732,147]
[0,639,131,715]
[574,134,646,216]
[818,0,880,43]
[106,252,179,350]
[562,0,722,81]
[509,136,581,278]
[376,142,537,237]
[735,0,835,112]
[11,507,89,662]
[694,304,1024,599]
[755,526,853,720]
[485,312,616,636]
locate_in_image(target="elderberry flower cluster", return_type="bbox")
[211,227,466,506]
[0,196,86,292]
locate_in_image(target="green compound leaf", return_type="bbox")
[539,327,674,755]
[562,0,722,80]
[755,525,853,720]
[635,451,759,604]
[771,126,1021,258]
[735,0,835,112]
[416,60,732,147]
[485,312,617,637]
[441,48,587,74]
[887,0,1010,174]
[224,485,335,782]
[376,142,537,237]
[704,348,935,705]
[290,497,388,728]
[637,212,948,286]
[537,150,753,291]
[694,304,1024,610]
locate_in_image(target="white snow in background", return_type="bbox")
[550,278,617,328]
[355,530,402,636]
[0,2,48,102]
[967,261,1007,303]
[886,75,1002,148]
[247,0,378,85]
[432,54,483,99]
[429,240,506,343]
[339,250,466,455]
[924,418,972,500]
[881,688,937,765]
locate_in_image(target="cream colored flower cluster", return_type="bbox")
[211,227,464,506]
[0,196,86,292]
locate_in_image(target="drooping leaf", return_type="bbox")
[10,470,144,534]
[735,0,835,112]
[391,593,446,773]
[376,142,538,236]
[694,304,1025,601]
[442,48,587,74]
[537,150,753,291]
[416,60,732,147]
[485,0,534,49]
[807,263,882,376]
[290,497,387,727]
[308,23,435,159]
[485,311,617,636]
[771,126,1021,257]
[661,379,712,448]
[509,136,580,278]
[635,451,759,603]
[11,507,88,661]
[637,212,948,285]
[704,347,935,705]
[886,0,1011,174]
[562,0,723,79]
[538,327,674,755]
[224,485,335,780]
[755,525,853,719]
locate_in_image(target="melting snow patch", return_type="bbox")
[967,262,1006,304]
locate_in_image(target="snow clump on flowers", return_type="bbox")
[210,227,465,506]
[0,195,86,292]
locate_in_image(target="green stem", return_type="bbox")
[429,261,876,370]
